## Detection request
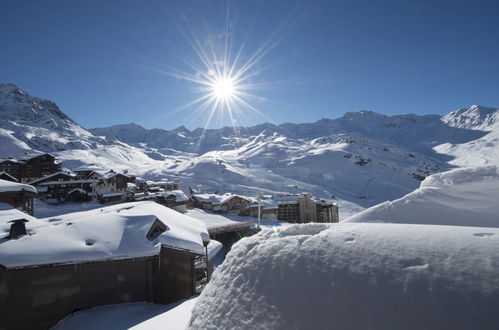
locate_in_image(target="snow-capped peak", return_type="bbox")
[442,105,499,131]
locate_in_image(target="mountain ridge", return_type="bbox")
[2,83,498,217]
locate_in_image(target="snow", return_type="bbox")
[193,193,250,205]
[188,222,499,330]
[185,208,257,229]
[0,202,38,235]
[52,297,199,330]
[163,190,189,202]
[0,201,209,268]
[346,166,499,228]
[207,240,223,261]
[0,178,37,194]
[27,171,76,185]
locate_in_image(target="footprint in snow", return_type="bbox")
[473,232,495,238]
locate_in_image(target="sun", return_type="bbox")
[212,77,236,100]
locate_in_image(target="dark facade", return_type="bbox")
[24,154,61,180]
[316,203,340,223]
[0,171,18,182]
[39,180,96,201]
[0,190,36,215]
[0,154,61,182]
[277,203,300,222]
[0,246,203,330]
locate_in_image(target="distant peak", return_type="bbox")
[0,83,22,93]
[174,125,190,132]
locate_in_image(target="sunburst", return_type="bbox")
[146,6,287,136]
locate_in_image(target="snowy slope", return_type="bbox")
[188,222,499,330]
[435,105,499,167]
[2,84,499,213]
[0,83,164,173]
[346,166,499,227]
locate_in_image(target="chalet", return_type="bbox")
[0,153,62,182]
[36,179,96,201]
[0,171,18,182]
[73,163,105,179]
[0,179,37,215]
[22,153,61,181]
[0,201,215,330]
[0,159,25,181]
[160,190,189,212]
[192,193,251,215]
[94,171,133,204]
[146,180,181,192]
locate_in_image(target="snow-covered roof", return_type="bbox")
[193,193,250,205]
[20,152,55,160]
[74,164,104,172]
[207,240,223,261]
[0,201,210,269]
[100,172,130,180]
[0,171,18,182]
[162,190,189,202]
[39,179,98,186]
[0,179,37,194]
[0,158,24,164]
[249,199,278,210]
[28,171,76,185]
[67,188,89,195]
[99,192,124,198]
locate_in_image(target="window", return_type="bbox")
[146,218,170,240]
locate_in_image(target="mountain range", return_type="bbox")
[1,83,497,217]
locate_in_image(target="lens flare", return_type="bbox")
[212,77,235,100]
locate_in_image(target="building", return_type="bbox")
[28,171,96,202]
[192,193,251,215]
[0,153,62,182]
[94,171,133,203]
[134,190,189,212]
[0,179,37,215]
[316,199,340,223]
[0,201,214,330]
[73,163,105,179]
[276,193,339,223]
[0,171,18,182]
[248,198,279,221]
[146,180,181,192]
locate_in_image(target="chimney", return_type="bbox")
[8,219,29,239]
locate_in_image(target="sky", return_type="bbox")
[1,0,499,130]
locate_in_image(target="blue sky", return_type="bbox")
[1,0,499,130]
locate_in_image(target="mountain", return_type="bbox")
[1,83,498,217]
[0,83,164,172]
[0,83,100,155]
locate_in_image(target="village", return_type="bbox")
[0,152,339,329]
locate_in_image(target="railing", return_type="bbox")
[208,221,255,235]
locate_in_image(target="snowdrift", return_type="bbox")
[346,166,499,228]
[188,222,499,330]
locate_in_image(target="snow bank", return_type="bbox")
[52,297,199,330]
[188,222,499,330]
[0,178,37,194]
[346,166,499,228]
[0,201,209,268]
